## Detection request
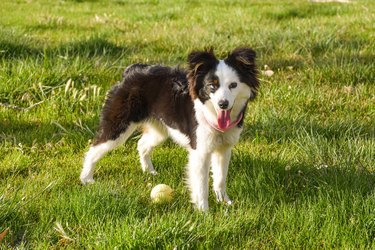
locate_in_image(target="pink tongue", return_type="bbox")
[218,110,231,130]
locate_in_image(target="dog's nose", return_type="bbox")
[218,99,229,109]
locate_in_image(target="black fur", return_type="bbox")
[94,64,198,148]
[225,47,259,99]
[187,49,219,102]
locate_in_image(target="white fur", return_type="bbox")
[204,60,252,125]
[80,123,137,184]
[137,121,167,175]
[167,127,191,147]
[188,98,243,210]
[211,147,232,204]
[213,60,242,111]
[137,121,192,174]
[185,61,251,210]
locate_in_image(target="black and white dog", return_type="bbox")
[80,47,259,211]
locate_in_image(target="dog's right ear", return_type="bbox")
[187,49,218,78]
[225,47,257,75]
[187,49,218,102]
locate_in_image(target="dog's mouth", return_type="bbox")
[217,109,232,130]
[203,107,243,132]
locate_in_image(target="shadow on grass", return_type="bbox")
[0,116,98,147]
[266,4,348,21]
[221,153,375,247]
[231,153,375,201]
[0,36,135,60]
[242,116,374,143]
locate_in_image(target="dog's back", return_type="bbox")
[94,64,195,146]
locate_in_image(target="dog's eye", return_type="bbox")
[229,82,237,89]
[209,84,218,92]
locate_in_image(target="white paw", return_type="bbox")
[215,190,232,205]
[196,202,208,212]
[195,199,209,212]
[81,177,95,185]
[150,170,158,176]
[141,163,158,176]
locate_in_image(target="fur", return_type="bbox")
[80,47,259,211]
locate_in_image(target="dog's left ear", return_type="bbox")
[225,47,259,100]
[225,47,257,75]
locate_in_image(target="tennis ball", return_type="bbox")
[150,184,173,203]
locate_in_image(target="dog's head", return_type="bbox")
[188,47,259,131]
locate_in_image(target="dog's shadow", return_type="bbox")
[0,116,99,147]
[229,153,374,205]
[228,116,374,205]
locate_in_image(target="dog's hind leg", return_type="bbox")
[137,121,167,175]
[211,147,232,205]
[80,123,137,185]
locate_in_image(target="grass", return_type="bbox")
[1,0,374,248]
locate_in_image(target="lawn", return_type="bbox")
[1,0,374,248]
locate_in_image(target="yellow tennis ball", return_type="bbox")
[150,184,173,203]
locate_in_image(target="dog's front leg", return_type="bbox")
[211,147,232,205]
[187,149,210,211]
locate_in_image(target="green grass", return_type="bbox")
[1,0,374,248]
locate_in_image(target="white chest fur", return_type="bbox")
[195,123,241,152]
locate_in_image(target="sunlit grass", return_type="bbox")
[1,0,374,248]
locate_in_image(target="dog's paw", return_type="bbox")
[195,200,209,212]
[215,190,232,205]
[150,170,158,176]
[191,194,209,212]
[81,177,95,185]
[142,164,158,176]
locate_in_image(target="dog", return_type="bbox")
[80,47,259,211]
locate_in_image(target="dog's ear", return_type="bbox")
[225,47,259,100]
[187,49,218,101]
[188,49,217,77]
[225,47,257,75]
